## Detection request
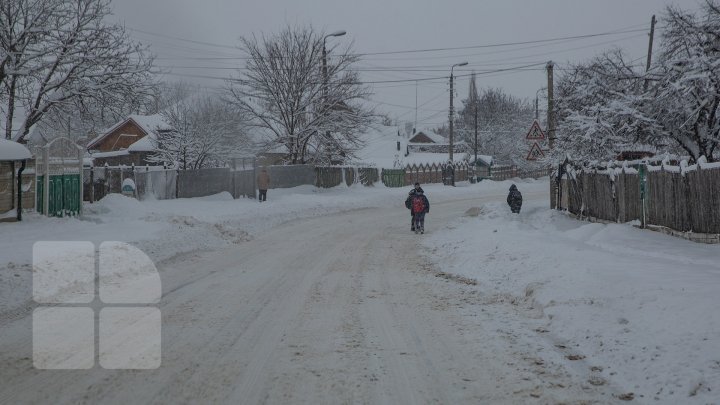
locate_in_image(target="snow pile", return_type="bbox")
[423,200,720,403]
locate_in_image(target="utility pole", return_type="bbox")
[644,15,657,91]
[469,72,479,165]
[546,61,555,149]
[449,74,455,163]
[474,99,478,164]
[414,80,418,134]
[448,62,468,164]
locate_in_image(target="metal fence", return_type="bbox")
[315,167,379,188]
[559,163,720,236]
[479,165,549,181]
[85,164,372,202]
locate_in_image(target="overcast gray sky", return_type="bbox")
[110,0,703,128]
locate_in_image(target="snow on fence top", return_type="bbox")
[0,139,32,161]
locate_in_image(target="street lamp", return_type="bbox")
[323,31,346,93]
[447,61,467,186]
[322,30,346,163]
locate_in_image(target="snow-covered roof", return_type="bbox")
[409,130,448,144]
[87,114,170,150]
[127,132,156,152]
[353,125,407,168]
[472,155,493,166]
[353,125,470,169]
[0,139,32,161]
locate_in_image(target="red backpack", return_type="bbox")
[412,195,425,213]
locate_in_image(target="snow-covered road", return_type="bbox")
[0,186,622,404]
[3,180,717,404]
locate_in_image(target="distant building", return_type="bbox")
[407,130,468,154]
[86,114,171,166]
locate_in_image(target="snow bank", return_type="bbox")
[423,201,720,403]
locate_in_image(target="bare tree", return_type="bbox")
[226,25,373,164]
[0,0,155,142]
[457,86,535,167]
[150,93,248,170]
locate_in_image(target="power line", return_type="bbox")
[129,24,656,61]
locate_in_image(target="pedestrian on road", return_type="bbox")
[409,186,430,234]
[507,184,522,214]
[257,168,270,202]
[405,182,424,231]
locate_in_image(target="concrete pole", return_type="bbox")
[643,15,657,92]
[546,61,555,149]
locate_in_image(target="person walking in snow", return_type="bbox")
[405,182,424,231]
[257,168,270,202]
[408,186,430,234]
[507,184,522,214]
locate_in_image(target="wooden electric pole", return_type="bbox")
[644,15,657,91]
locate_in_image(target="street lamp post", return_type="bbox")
[447,61,467,186]
[322,30,346,163]
[322,31,346,97]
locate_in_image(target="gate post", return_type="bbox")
[43,146,50,216]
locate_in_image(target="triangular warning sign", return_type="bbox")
[526,142,545,161]
[526,120,546,140]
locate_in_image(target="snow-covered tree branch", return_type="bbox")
[551,1,720,165]
[150,93,248,170]
[225,25,373,164]
[0,0,156,142]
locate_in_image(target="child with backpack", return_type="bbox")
[507,184,522,213]
[408,187,430,234]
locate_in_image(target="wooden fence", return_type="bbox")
[403,162,469,186]
[559,164,720,236]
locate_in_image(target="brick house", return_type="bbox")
[86,114,171,166]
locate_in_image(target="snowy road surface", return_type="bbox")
[0,186,623,404]
[3,181,717,404]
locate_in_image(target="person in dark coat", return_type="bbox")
[409,188,430,234]
[405,182,424,231]
[507,184,522,213]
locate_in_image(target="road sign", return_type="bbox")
[526,142,545,160]
[526,120,546,140]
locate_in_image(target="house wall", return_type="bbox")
[92,152,156,167]
[0,160,36,216]
[91,121,146,152]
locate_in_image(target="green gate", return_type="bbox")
[37,174,81,217]
[381,169,406,187]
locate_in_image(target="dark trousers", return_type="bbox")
[413,212,426,230]
[259,189,267,202]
